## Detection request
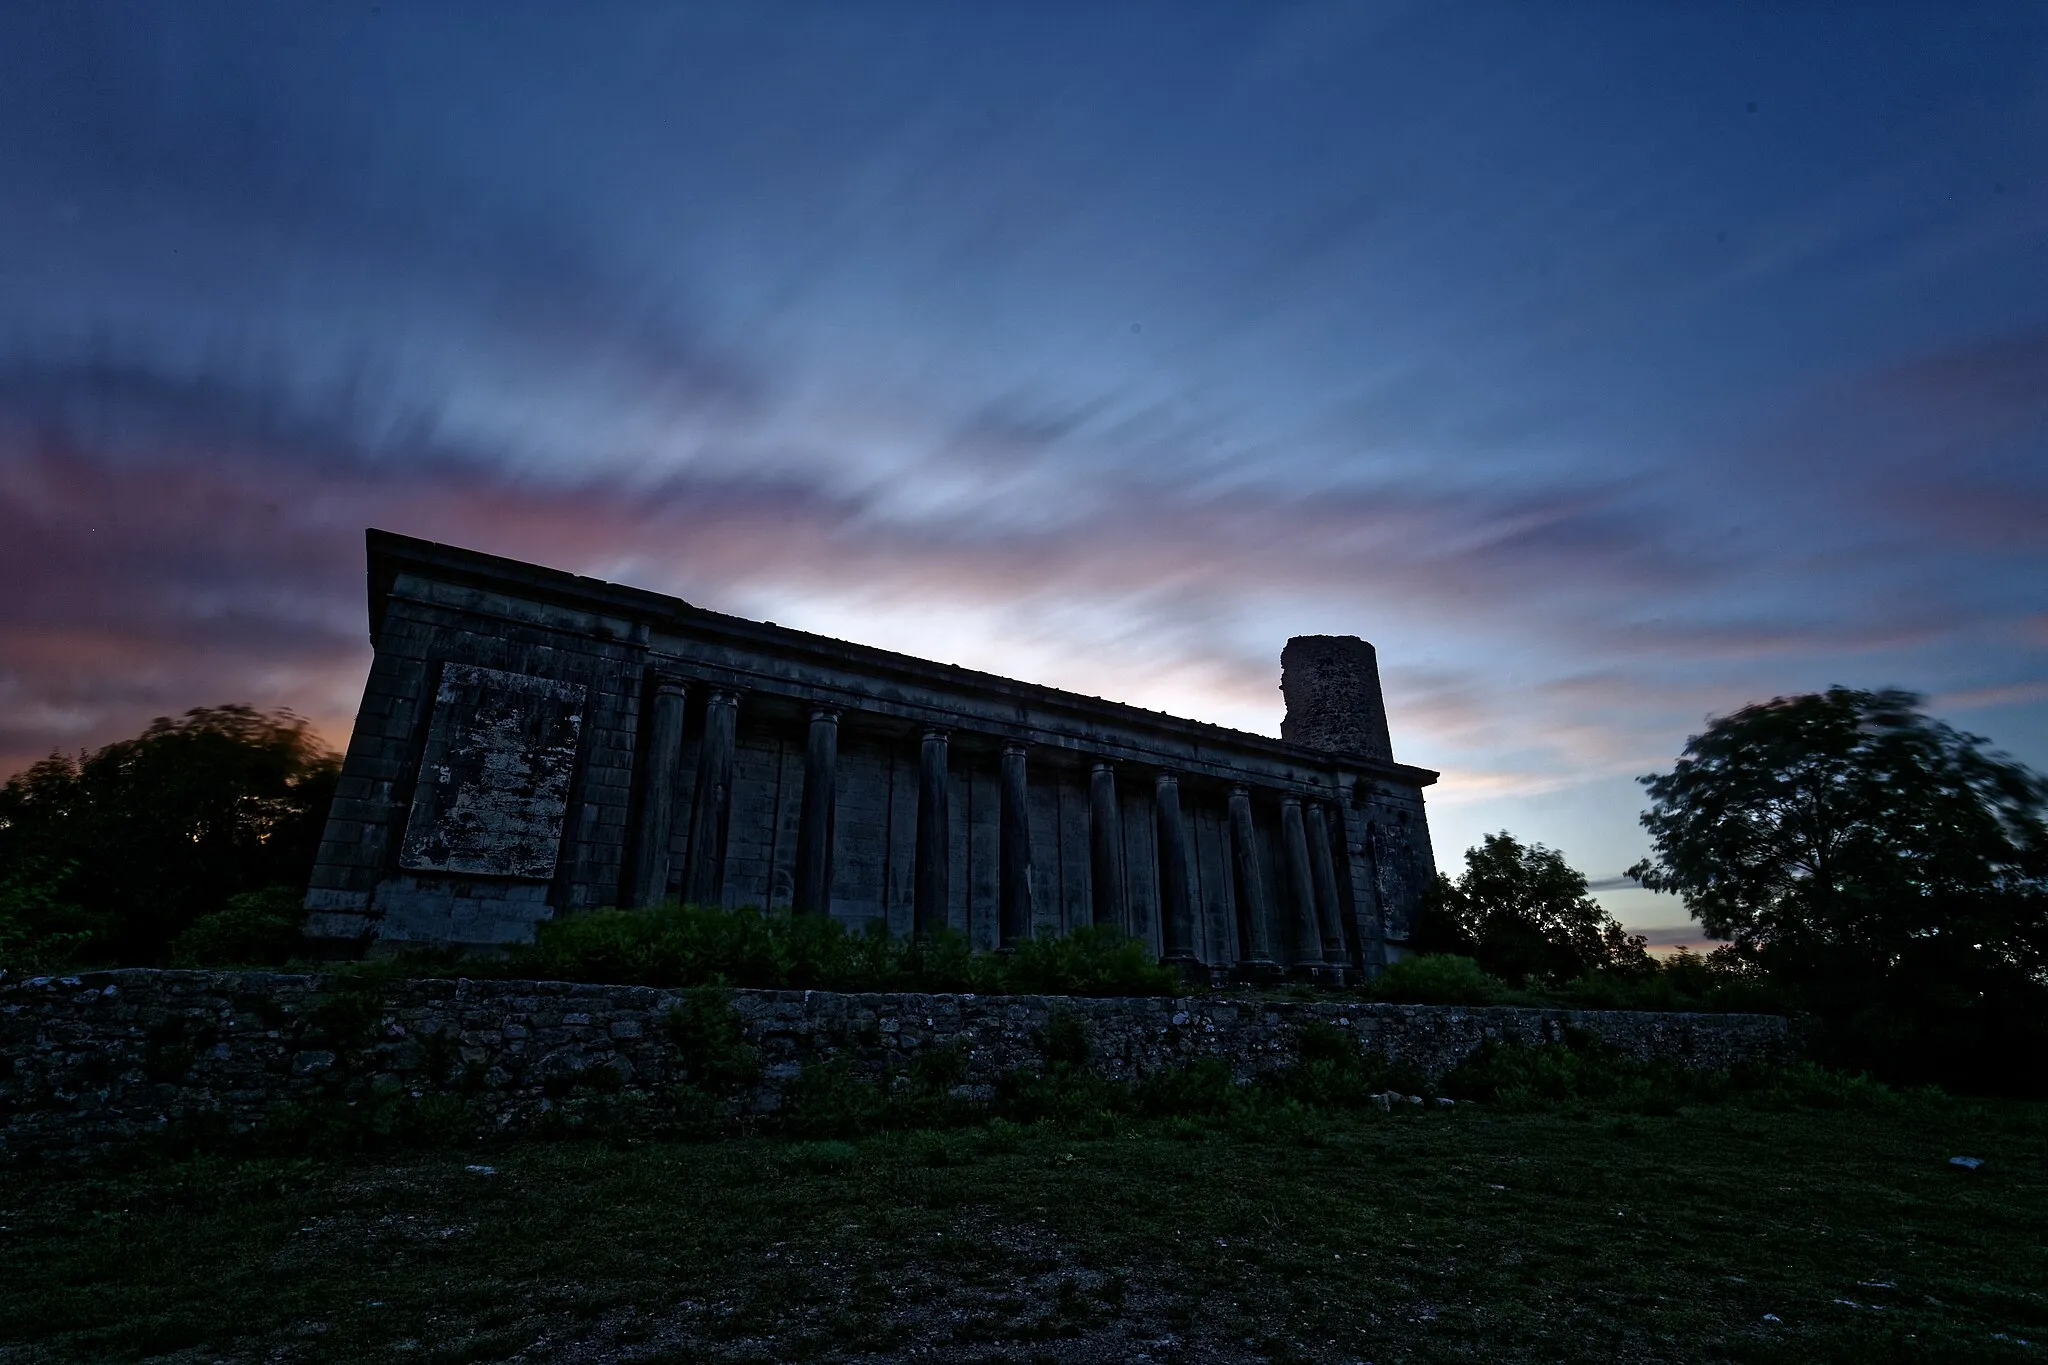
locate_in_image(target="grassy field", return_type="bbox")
[1,1091,2043,1365]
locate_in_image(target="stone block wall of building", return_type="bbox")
[0,970,1794,1165]
[304,532,1442,977]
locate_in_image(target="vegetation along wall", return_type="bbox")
[0,970,1791,1164]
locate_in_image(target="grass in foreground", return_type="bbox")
[2,1094,2043,1364]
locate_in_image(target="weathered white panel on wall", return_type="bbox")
[398,664,587,879]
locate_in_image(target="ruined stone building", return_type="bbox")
[303,531,1438,979]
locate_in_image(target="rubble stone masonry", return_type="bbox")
[0,970,1793,1164]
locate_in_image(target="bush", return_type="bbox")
[1354,948,1789,1016]
[1000,925,1182,997]
[1371,953,1506,1005]
[1443,1036,1621,1109]
[993,1062,1131,1133]
[1551,946,1788,1014]
[781,1059,889,1138]
[1257,1021,1426,1109]
[0,856,94,971]
[1441,1034,1757,1114]
[1732,1060,1939,1112]
[171,885,306,967]
[1037,1008,1090,1066]
[1135,1058,1243,1120]
[253,1083,489,1156]
[665,987,762,1095]
[486,903,1182,997]
[506,904,792,988]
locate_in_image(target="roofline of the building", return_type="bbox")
[363,528,1439,789]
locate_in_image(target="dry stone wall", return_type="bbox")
[0,970,1794,1164]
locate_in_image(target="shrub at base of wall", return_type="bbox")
[0,970,1793,1164]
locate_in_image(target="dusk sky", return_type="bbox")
[4,4,2045,947]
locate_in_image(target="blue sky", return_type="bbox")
[3,3,2044,945]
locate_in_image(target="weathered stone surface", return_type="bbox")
[0,969,1794,1165]
[305,532,1442,967]
[1280,635,1393,762]
[398,664,587,878]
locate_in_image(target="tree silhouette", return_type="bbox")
[0,706,338,966]
[1631,687,2048,1089]
[1416,831,1650,987]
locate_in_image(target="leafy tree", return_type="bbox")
[1416,832,1651,987]
[0,706,339,967]
[1630,686,2048,1091]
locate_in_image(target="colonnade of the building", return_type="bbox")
[623,677,1358,976]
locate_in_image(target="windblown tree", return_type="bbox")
[0,706,340,967]
[1417,832,1650,987]
[1630,687,2048,1089]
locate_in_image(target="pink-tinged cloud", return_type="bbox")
[0,353,1746,774]
[8,340,2045,832]
[1932,680,2048,713]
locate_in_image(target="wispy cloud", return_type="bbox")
[4,4,2046,934]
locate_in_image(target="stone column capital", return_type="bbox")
[1229,783,1252,802]
[1003,740,1029,759]
[1090,759,1115,776]
[705,686,743,708]
[921,724,951,744]
[1279,792,1304,811]
[651,673,690,699]
[810,705,841,725]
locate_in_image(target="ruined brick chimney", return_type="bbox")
[1280,635,1393,762]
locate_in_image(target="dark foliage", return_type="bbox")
[1370,952,1507,1004]
[1547,945,1790,1013]
[1632,686,2048,1093]
[170,885,308,968]
[0,706,338,967]
[492,902,1182,997]
[0,854,93,970]
[1413,832,1652,987]
[665,986,764,1095]
[1365,947,1791,1014]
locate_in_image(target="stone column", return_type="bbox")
[683,688,739,907]
[1153,772,1197,967]
[1280,795,1328,972]
[792,706,840,917]
[626,675,689,908]
[1088,761,1127,931]
[1228,785,1278,973]
[913,726,950,939]
[999,743,1034,948]
[1307,802,1352,968]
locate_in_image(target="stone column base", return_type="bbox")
[1233,960,1286,987]
[1287,963,1349,988]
